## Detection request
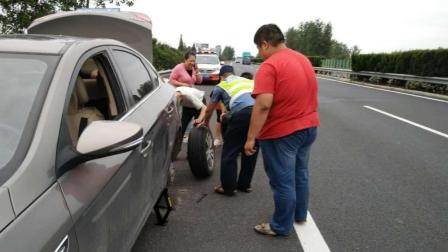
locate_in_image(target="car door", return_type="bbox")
[109,47,175,204]
[57,48,152,252]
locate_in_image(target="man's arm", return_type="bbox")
[201,102,218,125]
[194,105,208,125]
[244,93,273,155]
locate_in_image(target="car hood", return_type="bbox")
[198,64,220,70]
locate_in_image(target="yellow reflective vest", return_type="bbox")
[217,76,254,110]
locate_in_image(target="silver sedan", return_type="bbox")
[0,35,181,252]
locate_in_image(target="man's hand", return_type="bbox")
[244,138,257,156]
[220,112,226,121]
[194,118,206,127]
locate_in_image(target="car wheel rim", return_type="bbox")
[205,131,214,170]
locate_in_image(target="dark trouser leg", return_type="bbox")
[181,106,200,137]
[238,150,258,190]
[236,108,258,190]
[220,107,257,192]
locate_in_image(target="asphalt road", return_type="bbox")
[132,66,448,252]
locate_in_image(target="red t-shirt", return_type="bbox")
[253,48,320,140]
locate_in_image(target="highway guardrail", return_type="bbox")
[314,67,448,86]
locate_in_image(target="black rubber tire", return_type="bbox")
[187,126,215,178]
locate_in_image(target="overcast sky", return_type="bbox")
[114,0,448,56]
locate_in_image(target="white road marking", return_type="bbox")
[364,106,448,139]
[318,77,448,104]
[294,211,331,252]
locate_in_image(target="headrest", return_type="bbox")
[68,92,78,114]
[76,76,89,105]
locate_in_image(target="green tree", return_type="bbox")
[220,46,235,61]
[329,40,351,58]
[152,38,182,70]
[286,19,333,57]
[177,34,186,52]
[350,45,361,56]
[0,0,135,33]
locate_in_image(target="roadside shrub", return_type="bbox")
[352,49,448,77]
[152,38,182,71]
[307,56,324,67]
[251,57,264,64]
[369,76,381,84]
[386,78,404,87]
[405,80,433,92]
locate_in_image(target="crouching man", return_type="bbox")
[198,65,259,196]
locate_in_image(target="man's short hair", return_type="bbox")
[253,24,285,47]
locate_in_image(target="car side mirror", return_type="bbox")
[76,121,143,155]
[220,61,224,65]
[57,121,143,176]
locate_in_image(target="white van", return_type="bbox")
[196,53,221,84]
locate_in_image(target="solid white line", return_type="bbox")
[364,106,448,139]
[294,211,331,252]
[318,77,448,104]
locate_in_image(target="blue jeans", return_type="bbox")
[259,127,317,235]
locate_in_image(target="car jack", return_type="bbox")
[153,188,173,225]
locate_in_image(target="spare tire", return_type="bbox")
[187,126,215,178]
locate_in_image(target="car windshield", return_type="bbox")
[0,53,57,178]
[196,55,220,65]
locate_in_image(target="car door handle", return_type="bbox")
[140,139,153,157]
[165,105,174,114]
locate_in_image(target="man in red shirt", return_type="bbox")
[244,24,320,236]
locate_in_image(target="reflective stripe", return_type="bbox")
[218,78,254,96]
[228,83,254,96]
[218,77,254,109]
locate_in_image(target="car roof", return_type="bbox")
[0,34,120,55]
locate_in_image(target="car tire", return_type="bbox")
[187,126,215,178]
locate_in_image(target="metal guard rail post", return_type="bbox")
[158,69,172,79]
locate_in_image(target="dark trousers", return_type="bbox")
[181,106,200,137]
[221,106,258,192]
[181,98,206,137]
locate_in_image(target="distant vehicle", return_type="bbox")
[235,57,242,64]
[242,51,251,65]
[196,53,221,83]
